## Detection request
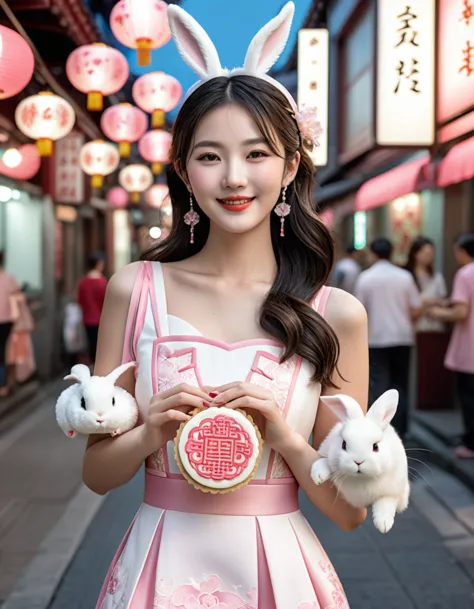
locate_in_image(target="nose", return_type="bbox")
[222,159,247,190]
[354,461,364,466]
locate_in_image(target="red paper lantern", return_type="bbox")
[110,0,171,67]
[66,43,129,111]
[107,186,129,208]
[101,103,148,158]
[132,72,182,128]
[138,129,172,174]
[119,164,153,203]
[145,184,169,209]
[15,92,75,157]
[0,144,40,180]
[0,26,35,100]
[80,140,120,189]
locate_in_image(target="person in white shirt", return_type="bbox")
[355,238,421,440]
[331,246,363,295]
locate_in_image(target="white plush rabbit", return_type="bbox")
[55,362,138,438]
[310,389,410,533]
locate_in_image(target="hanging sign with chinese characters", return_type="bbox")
[438,0,474,124]
[54,132,85,204]
[297,29,329,166]
[376,0,435,146]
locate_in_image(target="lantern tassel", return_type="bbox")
[131,192,140,203]
[91,175,103,189]
[152,109,165,128]
[87,92,103,111]
[119,141,131,158]
[37,138,53,157]
[136,38,152,66]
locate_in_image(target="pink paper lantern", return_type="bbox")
[0,144,40,180]
[132,72,182,128]
[107,186,129,208]
[119,164,153,203]
[138,129,172,174]
[66,43,129,111]
[80,140,120,189]
[145,184,169,209]
[0,26,35,100]
[15,92,76,157]
[110,0,171,67]
[101,103,148,158]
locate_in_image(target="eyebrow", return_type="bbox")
[192,137,269,151]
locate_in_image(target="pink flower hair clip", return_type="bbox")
[295,106,323,151]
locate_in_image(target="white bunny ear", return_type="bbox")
[320,394,364,422]
[107,361,136,385]
[244,1,295,75]
[367,389,399,431]
[64,364,91,384]
[168,5,223,80]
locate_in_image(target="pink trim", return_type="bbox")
[132,265,151,364]
[145,468,295,484]
[256,519,277,608]
[249,349,280,380]
[265,355,301,479]
[317,286,331,318]
[145,261,162,338]
[95,510,139,608]
[172,346,205,385]
[121,262,146,364]
[155,333,282,351]
[129,512,165,609]
[143,473,299,516]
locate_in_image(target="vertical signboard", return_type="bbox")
[376,0,435,145]
[54,132,85,204]
[438,0,474,123]
[297,29,329,166]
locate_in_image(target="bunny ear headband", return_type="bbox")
[167,1,322,151]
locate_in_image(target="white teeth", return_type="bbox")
[219,198,253,205]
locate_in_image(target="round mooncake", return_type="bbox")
[174,407,263,494]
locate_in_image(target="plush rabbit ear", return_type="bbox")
[168,5,223,80]
[320,394,364,422]
[244,1,295,75]
[107,361,136,385]
[367,389,399,431]
[64,364,91,384]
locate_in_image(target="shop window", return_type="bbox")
[339,5,375,161]
[2,188,43,290]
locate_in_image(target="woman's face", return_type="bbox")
[185,103,299,234]
[415,243,434,267]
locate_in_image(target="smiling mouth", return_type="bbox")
[216,196,255,212]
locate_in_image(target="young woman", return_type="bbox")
[86,4,368,607]
[405,237,452,411]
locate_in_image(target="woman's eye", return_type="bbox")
[342,440,347,451]
[198,153,219,161]
[248,151,268,159]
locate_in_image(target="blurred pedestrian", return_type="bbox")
[77,251,108,366]
[405,236,453,410]
[6,286,36,384]
[427,233,474,459]
[355,237,421,440]
[331,245,364,295]
[0,251,21,397]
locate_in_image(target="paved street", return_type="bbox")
[1,386,474,609]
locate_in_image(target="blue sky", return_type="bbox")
[99,0,312,118]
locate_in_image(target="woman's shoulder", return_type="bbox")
[323,287,367,335]
[106,261,143,303]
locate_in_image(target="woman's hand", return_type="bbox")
[143,383,212,451]
[209,382,297,453]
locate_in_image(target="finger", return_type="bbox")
[156,383,211,401]
[224,397,276,419]
[156,410,192,425]
[211,384,271,405]
[151,392,208,414]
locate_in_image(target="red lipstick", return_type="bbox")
[216,196,255,212]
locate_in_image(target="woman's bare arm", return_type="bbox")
[279,288,369,531]
[82,262,158,495]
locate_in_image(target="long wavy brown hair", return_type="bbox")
[143,75,339,386]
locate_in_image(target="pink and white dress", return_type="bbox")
[96,261,349,609]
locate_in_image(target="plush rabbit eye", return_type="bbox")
[81,397,86,410]
[373,443,379,452]
[112,397,115,406]
[342,440,347,451]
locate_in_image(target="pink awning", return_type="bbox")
[355,155,430,212]
[437,136,474,188]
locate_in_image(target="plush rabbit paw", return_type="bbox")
[310,458,332,486]
[372,497,398,534]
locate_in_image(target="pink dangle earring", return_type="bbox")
[274,185,290,237]
[184,192,200,244]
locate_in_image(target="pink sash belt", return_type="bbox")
[143,472,299,516]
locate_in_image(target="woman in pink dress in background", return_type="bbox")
[85,4,369,607]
